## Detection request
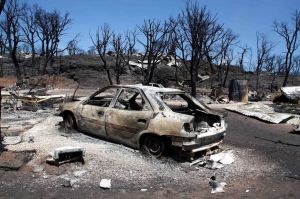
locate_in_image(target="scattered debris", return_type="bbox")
[281,86,300,101]
[62,177,77,188]
[100,179,111,189]
[191,150,234,170]
[209,176,227,194]
[46,146,84,166]
[2,136,22,145]
[216,95,229,104]
[202,160,224,170]
[295,124,300,132]
[225,103,294,124]
[0,150,35,170]
[28,136,34,143]
[210,150,235,165]
[73,170,87,177]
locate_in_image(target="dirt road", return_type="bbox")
[0,111,300,199]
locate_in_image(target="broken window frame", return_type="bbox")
[83,87,121,107]
[153,91,210,113]
[112,88,153,111]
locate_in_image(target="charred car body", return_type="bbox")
[59,85,227,157]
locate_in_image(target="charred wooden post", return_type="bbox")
[229,79,248,103]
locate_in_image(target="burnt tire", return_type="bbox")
[141,135,165,158]
[63,113,76,130]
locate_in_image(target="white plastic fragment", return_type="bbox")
[100,179,111,189]
[3,136,22,145]
[141,189,147,192]
[210,150,235,165]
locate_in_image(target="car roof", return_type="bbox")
[107,84,183,93]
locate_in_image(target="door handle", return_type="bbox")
[97,111,104,116]
[137,119,147,124]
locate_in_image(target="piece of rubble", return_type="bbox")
[62,178,77,188]
[210,150,235,165]
[28,136,34,143]
[2,136,22,145]
[73,170,87,177]
[295,124,300,132]
[204,160,224,170]
[47,146,84,166]
[100,179,111,189]
[209,176,226,194]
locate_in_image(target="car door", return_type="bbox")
[105,88,153,146]
[77,87,120,137]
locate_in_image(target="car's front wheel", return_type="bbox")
[63,113,76,130]
[142,135,165,158]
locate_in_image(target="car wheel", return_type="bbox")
[142,135,165,158]
[63,113,76,130]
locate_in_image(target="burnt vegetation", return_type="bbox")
[0,0,299,97]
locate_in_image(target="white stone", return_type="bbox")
[100,179,111,189]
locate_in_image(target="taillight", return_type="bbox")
[183,123,192,132]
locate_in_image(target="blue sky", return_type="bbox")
[25,0,299,60]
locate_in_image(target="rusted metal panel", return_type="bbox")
[225,103,294,124]
[281,86,300,100]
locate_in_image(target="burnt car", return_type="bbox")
[59,85,227,157]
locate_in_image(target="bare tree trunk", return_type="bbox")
[223,64,229,87]
[11,52,22,81]
[190,63,197,97]
[282,70,289,86]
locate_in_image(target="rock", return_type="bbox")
[2,136,22,145]
[100,179,111,189]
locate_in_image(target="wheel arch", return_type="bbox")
[62,110,78,129]
[138,132,170,149]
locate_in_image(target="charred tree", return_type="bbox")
[91,23,113,85]
[35,8,71,74]
[274,10,300,86]
[137,19,171,85]
[0,0,25,82]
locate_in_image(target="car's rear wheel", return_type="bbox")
[63,113,76,130]
[142,135,165,158]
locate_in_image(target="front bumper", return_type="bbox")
[171,126,226,153]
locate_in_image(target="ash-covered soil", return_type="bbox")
[1,109,299,198]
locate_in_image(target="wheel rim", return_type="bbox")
[145,136,163,156]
